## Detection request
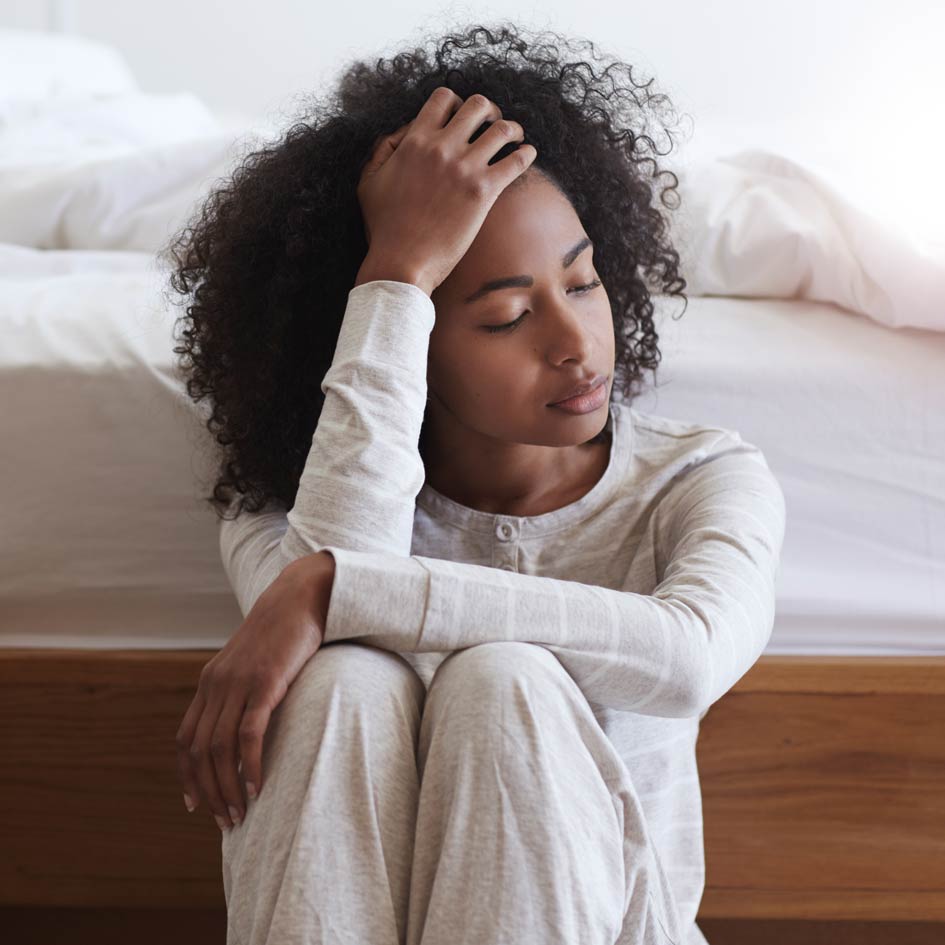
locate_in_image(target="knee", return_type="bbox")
[428,641,569,712]
[419,643,592,770]
[280,641,425,721]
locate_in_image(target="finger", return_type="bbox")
[368,136,400,173]
[175,690,207,813]
[211,689,250,827]
[387,119,413,148]
[465,117,525,167]
[487,141,538,191]
[361,121,413,179]
[238,683,280,802]
[190,682,233,830]
[411,84,466,135]
[368,121,409,160]
[442,92,503,148]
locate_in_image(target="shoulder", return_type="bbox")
[617,403,784,515]
[620,403,751,469]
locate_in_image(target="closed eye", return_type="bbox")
[483,279,602,334]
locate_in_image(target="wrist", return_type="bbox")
[288,551,335,640]
[354,255,434,295]
[312,551,335,634]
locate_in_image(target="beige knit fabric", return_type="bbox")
[218,280,787,945]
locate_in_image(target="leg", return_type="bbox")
[222,641,426,945]
[405,641,683,945]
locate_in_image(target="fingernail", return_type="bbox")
[215,814,228,831]
[183,792,195,813]
[228,805,242,826]
[246,781,257,799]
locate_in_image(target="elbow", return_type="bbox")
[682,627,714,719]
[664,599,716,718]
[685,670,712,720]
[639,662,709,719]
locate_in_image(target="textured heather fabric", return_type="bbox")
[219,279,787,945]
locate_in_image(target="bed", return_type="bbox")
[2,25,944,945]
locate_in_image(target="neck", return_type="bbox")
[419,414,611,517]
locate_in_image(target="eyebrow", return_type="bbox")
[462,236,593,305]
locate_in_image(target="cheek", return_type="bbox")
[429,340,526,408]
[427,335,475,398]
[594,305,616,352]
[454,357,518,404]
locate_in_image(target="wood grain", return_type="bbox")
[2,649,943,923]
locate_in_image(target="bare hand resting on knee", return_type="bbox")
[175,551,335,830]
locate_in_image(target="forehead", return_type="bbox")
[440,172,587,293]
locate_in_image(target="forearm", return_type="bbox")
[219,279,435,618]
[315,446,786,717]
[278,279,434,563]
[282,550,336,640]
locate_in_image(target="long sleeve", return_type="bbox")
[218,279,435,618]
[319,441,787,718]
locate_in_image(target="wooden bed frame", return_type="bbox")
[2,649,943,944]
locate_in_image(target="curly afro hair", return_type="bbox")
[161,20,689,521]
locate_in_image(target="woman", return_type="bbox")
[166,22,785,945]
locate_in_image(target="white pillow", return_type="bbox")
[0,91,223,169]
[0,28,139,102]
[672,150,945,333]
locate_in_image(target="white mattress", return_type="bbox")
[2,245,943,653]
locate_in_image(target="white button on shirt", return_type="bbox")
[496,522,516,541]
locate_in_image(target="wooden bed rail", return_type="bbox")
[1,649,943,928]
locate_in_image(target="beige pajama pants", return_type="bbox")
[221,640,685,945]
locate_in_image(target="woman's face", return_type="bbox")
[426,169,616,450]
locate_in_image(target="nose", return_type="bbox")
[541,291,596,366]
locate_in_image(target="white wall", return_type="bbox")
[3,0,943,241]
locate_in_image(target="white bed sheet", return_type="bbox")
[1,245,942,653]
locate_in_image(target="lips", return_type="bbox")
[549,374,606,406]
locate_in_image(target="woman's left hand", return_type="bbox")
[175,550,335,830]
